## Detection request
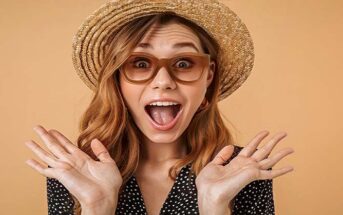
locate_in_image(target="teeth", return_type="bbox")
[149,101,179,106]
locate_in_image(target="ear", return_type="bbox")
[206,61,215,88]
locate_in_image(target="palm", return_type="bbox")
[25,125,123,205]
[196,130,294,203]
[54,153,121,204]
[202,155,259,181]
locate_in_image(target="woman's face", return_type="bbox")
[119,21,215,144]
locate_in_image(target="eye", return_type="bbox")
[174,58,194,69]
[131,57,151,68]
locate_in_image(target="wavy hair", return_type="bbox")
[72,12,236,214]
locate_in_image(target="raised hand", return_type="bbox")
[196,130,294,213]
[25,125,123,208]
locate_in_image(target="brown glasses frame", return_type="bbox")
[118,52,212,84]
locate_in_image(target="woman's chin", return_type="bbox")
[143,132,182,144]
[133,120,184,145]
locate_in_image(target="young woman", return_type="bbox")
[25,1,294,215]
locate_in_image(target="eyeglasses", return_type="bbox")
[119,52,211,84]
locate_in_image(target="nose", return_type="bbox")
[150,66,177,90]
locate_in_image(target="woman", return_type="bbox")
[25,1,294,214]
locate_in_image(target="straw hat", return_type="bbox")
[72,0,254,101]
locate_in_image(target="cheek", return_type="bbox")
[119,76,141,111]
[182,81,208,108]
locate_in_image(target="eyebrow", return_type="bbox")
[136,42,200,53]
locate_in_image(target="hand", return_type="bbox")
[196,130,294,213]
[25,125,123,208]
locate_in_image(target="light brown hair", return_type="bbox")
[72,12,236,214]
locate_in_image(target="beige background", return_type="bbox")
[1,0,342,214]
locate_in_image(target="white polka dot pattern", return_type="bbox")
[47,177,74,214]
[116,163,199,214]
[46,145,275,214]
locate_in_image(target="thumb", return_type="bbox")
[91,139,113,163]
[212,145,234,165]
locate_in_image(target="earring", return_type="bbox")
[196,97,209,113]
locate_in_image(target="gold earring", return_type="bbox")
[197,97,209,113]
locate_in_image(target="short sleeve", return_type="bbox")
[47,177,75,215]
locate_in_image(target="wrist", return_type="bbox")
[80,198,117,215]
[198,189,232,215]
[80,190,119,215]
[198,200,231,215]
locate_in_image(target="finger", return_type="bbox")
[48,129,81,155]
[259,166,294,180]
[25,159,55,178]
[33,125,69,159]
[259,147,294,170]
[211,145,234,165]
[25,140,58,167]
[49,130,91,163]
[91,139,114,163]
[251,132,288,162]
[238,130,270,157]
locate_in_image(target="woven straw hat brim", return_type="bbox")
[72,0,254,101]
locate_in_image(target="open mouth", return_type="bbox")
[144,103,182,126]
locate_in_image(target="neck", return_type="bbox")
[140,136,187,167]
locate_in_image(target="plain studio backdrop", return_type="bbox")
[0,0,342,214]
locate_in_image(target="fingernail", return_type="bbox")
[33,125,40,131]
[25,160,32,165]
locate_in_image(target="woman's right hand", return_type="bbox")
[25,125,123,208]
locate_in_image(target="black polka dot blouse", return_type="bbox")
[47,145,275,214]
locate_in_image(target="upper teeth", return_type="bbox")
[149,101,179,106]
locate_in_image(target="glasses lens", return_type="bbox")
[122,55,155,81]
[170,55,206,81]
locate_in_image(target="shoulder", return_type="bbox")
[232,178,274,214]
[47,177,74,215]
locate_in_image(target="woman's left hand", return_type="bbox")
[195,130,294,214]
